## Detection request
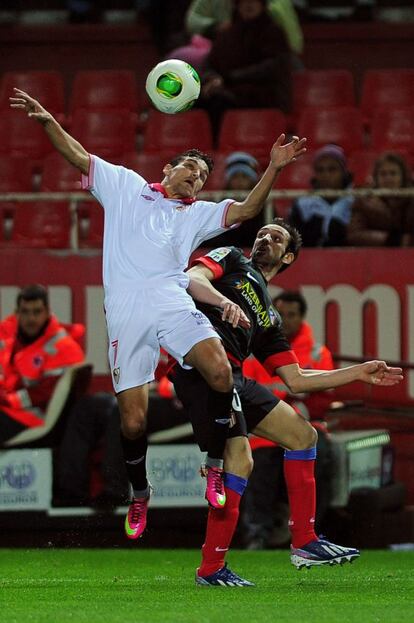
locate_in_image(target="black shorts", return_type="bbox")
[172,365,280,452]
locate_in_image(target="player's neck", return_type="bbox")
[254,261,279,283]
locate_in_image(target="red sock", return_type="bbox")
[198,485,243,577]
[284,448,318,549]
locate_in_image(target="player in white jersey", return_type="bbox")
[10,88,306,538]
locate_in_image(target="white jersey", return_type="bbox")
[82,155,237,292]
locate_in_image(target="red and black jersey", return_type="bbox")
[193,246,297,374]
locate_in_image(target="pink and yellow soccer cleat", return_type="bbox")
[205,466,226,509]
[124,494,150,540]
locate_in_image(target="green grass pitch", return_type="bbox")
[1,549,413,623]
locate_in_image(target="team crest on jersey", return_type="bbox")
[175,204,189,211]
[207,247,232,262]
[32,355,43,367]
[142,194,155,201]
[113,367,120,385]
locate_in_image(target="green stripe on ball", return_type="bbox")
[156,72,183,98]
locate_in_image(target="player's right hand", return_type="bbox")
[9,88,53,125]
[220,300,251,329]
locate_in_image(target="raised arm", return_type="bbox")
[276,360,403,394]
[187,264,250,329]
[225,133,307,227]
[9,88,89,175]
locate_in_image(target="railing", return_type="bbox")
[1,187,413,251]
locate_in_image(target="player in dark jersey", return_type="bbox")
[171,217,403,587]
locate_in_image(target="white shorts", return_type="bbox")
[104,284,219,392]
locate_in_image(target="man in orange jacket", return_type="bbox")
[0,284,85,445]
[242,290,335,548]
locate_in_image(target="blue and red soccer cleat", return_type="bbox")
[291,537,360,569]
[196,564,255,587]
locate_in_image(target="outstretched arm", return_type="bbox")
[277,360,403,394]
[9,88,89,175]
[225,133,307,226]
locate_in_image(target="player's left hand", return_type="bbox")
[358,360,403,386]
[270,134,307,170]
[220,300,251,329]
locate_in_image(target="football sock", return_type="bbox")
[206,388,233,468]
[120,432,148,495]
[198,473,247,577]
[284,447,318,548]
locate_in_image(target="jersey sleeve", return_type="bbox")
[192,198,240,243]
[192,246,240,280]
[252,325,298,375]
[81,154,146,210]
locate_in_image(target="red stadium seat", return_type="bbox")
[203,153,228,191]
[273,152,314,218]
[218,109,286,160]
[11,202,71,248]
[361,69,414,124]
[371,108,414,154]
[347,150,378,187]
[120,152,167,184]
[0,156,34,235]
[71,110,137,160]
[41,152,82,192]
[143,110,213,155]
[293,70,355,116]
[0,71,65,121]
[297,107,364,155]
[78,203,104,249]
[70,70,140,116]
[0,110,54,162]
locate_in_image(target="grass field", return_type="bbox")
[1,549,414,623]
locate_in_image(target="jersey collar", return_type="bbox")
[149,183,197,204]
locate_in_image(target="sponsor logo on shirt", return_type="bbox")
[191,311,210,326]
[234,279,272,328]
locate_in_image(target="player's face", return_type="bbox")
[313,156,344,190]
[251,224,291,267]
[164,157,209,197]
[227,171,255,191]
[16,299,49,338]
[376,161,403,189]
[274,300,303,338]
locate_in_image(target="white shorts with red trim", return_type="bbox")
[105,283,218,392]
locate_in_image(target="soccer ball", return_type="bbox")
[145,59,201,114]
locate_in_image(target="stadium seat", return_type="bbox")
[371,108,414,154]
[11,202,71,248]
[41,153,82,192]
[273,152,314,218]
[297,107,364,155]
[71,110,137,160]
[143,110,213,155]
[0,71,65,122]
[0,110,54,162]
[361,69,414,124]
[293,70,355,116]
[203,152,228,191]
[347,150,378,187]
[217,109,286,160]
[0,156,34,238]
[120,152,167,184]
[69,70,140,116]
[78,203,104,249]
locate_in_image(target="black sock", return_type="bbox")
[120,432,148,494]
[206,388,233,466]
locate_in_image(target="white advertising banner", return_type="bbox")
[0,449,52,511]
[147,444,206,508]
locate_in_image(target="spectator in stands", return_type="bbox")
[206,151,264,247]
[241,290,335,549]
[198,0,292,140]
[0,285,85,445]
[346,152,414,247]
[186,0,304,56]
[288,144,354,246]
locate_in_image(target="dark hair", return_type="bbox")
[16,284,49,308]
[372,152,412,188]
[169,149,214,174]
[271,217,302,273]
[273,290,307,316]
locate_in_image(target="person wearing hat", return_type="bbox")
[288,144,354,247]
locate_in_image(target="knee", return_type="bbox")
[224,445,254,479]
[120,407,147,439]
[207,357,233,393]
[290,423,318,451]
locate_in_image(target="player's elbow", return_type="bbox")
[285,374,305,395]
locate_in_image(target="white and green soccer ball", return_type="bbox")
[145,59,201,114]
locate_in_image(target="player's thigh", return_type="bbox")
[224,435,253,479]
[252,400,317,450]
[117,384,149,438]
[184,337,232,391]
[105,290,160,392]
